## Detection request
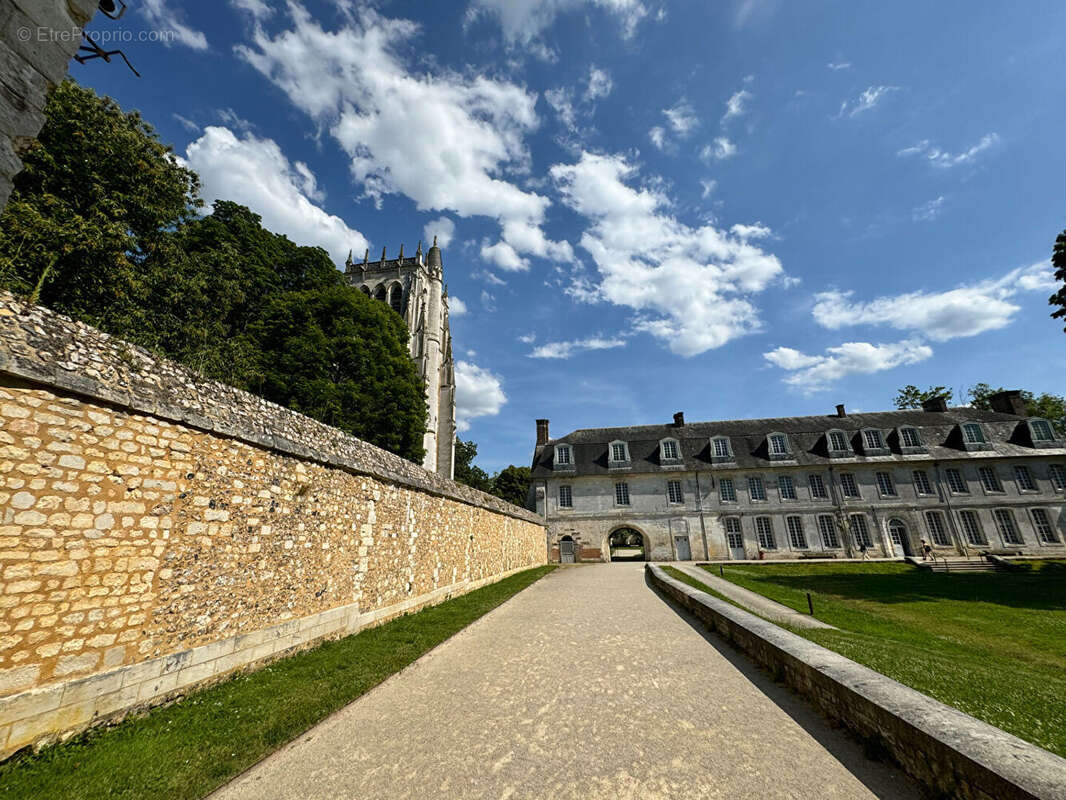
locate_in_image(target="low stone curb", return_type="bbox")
[647,563,1066,800]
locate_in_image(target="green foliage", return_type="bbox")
[969,383,1066,431]
[453,438,532,508]
[454,437,492,493]
[0,80,427,463]
[1052,229,1066,331]
[0,567,554,800]
[491,465,532,508]
[892,384,953,409]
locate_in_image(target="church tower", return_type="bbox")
[344,238,457,480]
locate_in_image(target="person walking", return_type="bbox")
[859,543,870,561]
[921,539,933,561]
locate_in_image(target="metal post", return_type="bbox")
[807,592,814,616]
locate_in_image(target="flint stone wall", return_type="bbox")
[0,292,546,758]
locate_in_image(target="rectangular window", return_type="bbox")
[662,440,680,460]
[556,445,571,465]
[778,475,796,500]
[1014,465,1036,492]
[667,480,683,504]
[808,473,828,499]
[851,514,873,548]
[876,472,897,497]
[748,476,766,501]
[817,515,840,548]
[901,428,922,448]
[1032,420,1055,442]
[863,429,885,450]
[558,485,573,508]
[945,468,968,494]
[786,516,807,549]
[913,470,933,496]
[1051,464,1066,491]
[769,434,789,455]
[994,509,1023,545]
[828,431,849,452]
[713,437,731,458]
[959,510,986,546]
[839,473,860,499]
[611,443,628,462]
[978,466,1003,493]
[614,482,630,506]
[725,517,743,549]
[925,511,951,546]
[1031,509,1058,543]
[719,477,736,502]
[755,517,776,549]
[963,423,986,444]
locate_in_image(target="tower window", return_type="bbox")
[558,485,573,508]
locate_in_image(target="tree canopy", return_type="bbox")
[453,438,532,509]
[894,382,1065,432]
[0,80,426,463]
[1051,229,1066,331]
[892,385,954,409]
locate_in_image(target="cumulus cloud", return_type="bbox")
[184,126,368,266]
[764,340,933,392]
[649,126,667,150]
[810,262,1056,342]
[467,0,649,44]
[529,335,627,359]
[545,88,577,131]
[700,179,718,199]
[585,66,614,101]
[455,360,507,431]
[722,89,752,123]
[912,196,944,222]
[424,216,455,248]
[448,296,467,316]
[141,0,208,50]
[897,134,1000,168]
[663,101,698,137]
[838,85,898,117]
[549,151,784,356]
[237,5,569,275]
[700,137,737,161]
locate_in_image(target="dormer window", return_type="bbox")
[959,422,993,452]
[554,444,574,469]
[660,438,681,462]
[710,436,734,463]
[766,432,793,461]
[827,430,851,456]
[1028,419,1059,448]
[608,440,630,467]
[900,427,922,448]
[860,428,890,456]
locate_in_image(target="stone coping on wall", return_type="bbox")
[0,563,534,760]
[647,564,1066,800]
[0,293,540,526]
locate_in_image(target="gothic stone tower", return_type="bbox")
[345,238,456,480]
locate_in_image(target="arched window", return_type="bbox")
[374,284,387,302]
[359,285,371,296]
[388,282,403,314]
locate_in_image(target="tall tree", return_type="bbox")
[969,384,1066,430]
[491,465,532,508]
[1051,229,1066,331]
[893,385,954,409]
[453,438,492,493]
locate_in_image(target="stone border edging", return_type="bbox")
[647,564,1066,800]
[0,293,541,525]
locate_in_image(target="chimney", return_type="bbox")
[921,396,949,413]
[536,419,550,446]
[987,390,1028,417]
[835,404,846,418]
[673,411,685,426]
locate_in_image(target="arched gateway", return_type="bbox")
[608,527,646,562]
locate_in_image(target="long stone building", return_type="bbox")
[345,238,456,479]
[529,393,1066,562]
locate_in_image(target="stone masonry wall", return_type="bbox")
[0,293,546,757]
[1,0,100,209]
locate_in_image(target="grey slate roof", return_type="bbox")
[529,408,1066,478]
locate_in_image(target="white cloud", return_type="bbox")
[897,133,1000,168]
[184,126,369,266]
[424,216,455,248]
[912,196,945,222]
[172,113,199,132]
[811,262,1055,342]
[454,360,507,432]
[764,340,933,392]
[529,335,627,359]
[722,89,752,123]
[827,61,851,70]
[229,0,272,21]
[467,0,649,44]
[700,179,718,199]
[663,101,698,137]
[585,66,614,101]
[545,88,577,131]
[518,332,537,344]
[649,126,667,150]
[238,5,568,274]
[734,0,779,27]
[480,290,497,311]
[141,0,208,50]
[701,137,737,161]
[448,296,467,316]
[481,241,529,272]
[838,85,898,117]
[550,151,784,356]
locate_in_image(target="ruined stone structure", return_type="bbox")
[0,292,544,758]
[345,239,456,480]
[1,0,100,209]
[530,403,1066,562]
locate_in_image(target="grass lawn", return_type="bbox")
[0,565,555,800]
[694,560,1066,757]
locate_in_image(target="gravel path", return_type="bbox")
[211,563,920,800]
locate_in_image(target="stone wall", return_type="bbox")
[1,0,99,209]
[0,293,546,758]
[648,565,1066,800]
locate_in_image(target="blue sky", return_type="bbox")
[76,0,1065,471]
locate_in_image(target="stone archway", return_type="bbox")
[608,526,646,562]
